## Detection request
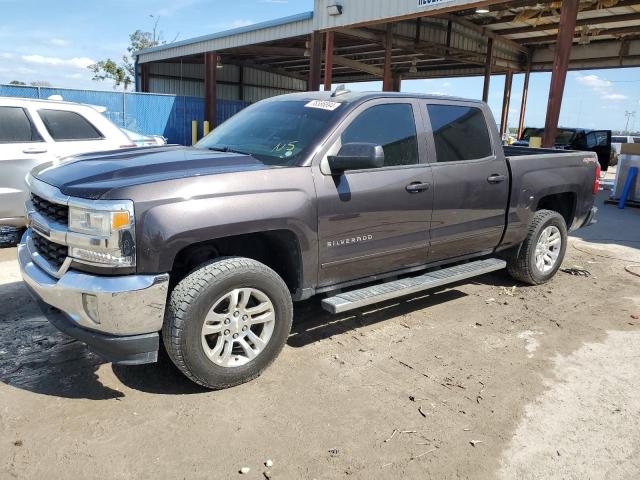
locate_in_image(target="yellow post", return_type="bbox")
[203,121,210,136]
[191,120,198,145]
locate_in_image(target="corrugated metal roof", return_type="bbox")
[135,11,314,63]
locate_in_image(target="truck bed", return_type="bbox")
[503,145,567,157]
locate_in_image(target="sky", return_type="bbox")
[1,0,639,132]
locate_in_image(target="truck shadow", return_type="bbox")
[288,287,469,348]
[0,271,516,398]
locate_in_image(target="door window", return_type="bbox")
[427,104,492,162]
[38,109,103,141]
[585,131,609,149]
[0,106,43,143]
[341,103,418,167]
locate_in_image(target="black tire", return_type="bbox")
[507,209,567,285]
[163,257,293,390]
[0,227,24,248]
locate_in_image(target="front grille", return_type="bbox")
[32,231,68,268]
[31,194,68,225]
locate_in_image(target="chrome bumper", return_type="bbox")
[18,229,169,336]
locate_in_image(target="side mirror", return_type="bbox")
[327,143,384,173]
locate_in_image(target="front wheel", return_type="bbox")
[163,257,293,389]
[507,209,567,285]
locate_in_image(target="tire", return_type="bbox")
[163,257,293,390]
[0,227,24,248]
[507,209,567,285]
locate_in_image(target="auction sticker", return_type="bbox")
[305,100,341,111]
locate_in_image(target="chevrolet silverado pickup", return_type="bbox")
[18,90,599,389]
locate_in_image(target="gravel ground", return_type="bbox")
[0,191,639,480]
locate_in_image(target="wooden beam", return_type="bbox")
[440,13,530,54]
[521,25,640,45]
[482,38,493,103]
[308,31,322,91]
[332,54,384,77]
[497,12,640,36]
[392,73,402,92]
[324,31,334,91]
[500,70,513,138]
[543,0,579,148]
[204,52,217,127]
[478,0,640,27]
[383,24,393,91]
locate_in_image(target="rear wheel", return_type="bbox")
[507,209,567,285]
[163,257,293,389]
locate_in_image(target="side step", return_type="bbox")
[321,258,506,314]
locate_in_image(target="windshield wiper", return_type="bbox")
[207,146,250,155]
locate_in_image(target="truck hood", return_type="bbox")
[31,145,279,199]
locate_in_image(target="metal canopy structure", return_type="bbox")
[134,0,640,145]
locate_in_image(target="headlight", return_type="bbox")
[67,200,136,268]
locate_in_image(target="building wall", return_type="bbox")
[313,0,478,30]
[146,62,307,102]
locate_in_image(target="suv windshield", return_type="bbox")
[195,99,343,165]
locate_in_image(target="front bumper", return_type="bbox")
[18,229,169,364]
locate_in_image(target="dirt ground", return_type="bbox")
[1,190,639,480]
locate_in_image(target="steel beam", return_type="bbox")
[439,13,529,54]
[482,38,493,103]
[500,70,513,138]
[518,66,530,138]
[204,52,217,127]
[382,24,393,91]
[324,31,334,91]
[308,31,323,91]
[543,0,579,148]
[332,55,384,77]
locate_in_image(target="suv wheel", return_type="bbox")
[507,209,567,285]
[163,257,293,389]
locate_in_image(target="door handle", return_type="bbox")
[406,182,430,193]
[487,174,506,184]
[22,147,48,154]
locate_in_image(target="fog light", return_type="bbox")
[82,293,99,324]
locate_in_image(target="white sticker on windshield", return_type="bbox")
[305,100,341,111]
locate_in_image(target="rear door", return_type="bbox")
[584,130,612,171]
[313,99,433,287]
[0,105,50,223]
[35,107,108,157]
[421,101,509,262]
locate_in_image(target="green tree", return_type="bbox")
[88,16,177,90]
[9,80,26,85]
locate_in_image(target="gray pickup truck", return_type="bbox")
[18,90,599,389]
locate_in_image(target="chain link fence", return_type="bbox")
[0,84,248,145]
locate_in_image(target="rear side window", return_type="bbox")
[38,109,103,141]
[427,104,493,162]
[633,137,640,143]
[0,106,43,143]
[612,136,628,143]
[341,103,418,167]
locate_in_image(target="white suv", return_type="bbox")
[0,97,135,237]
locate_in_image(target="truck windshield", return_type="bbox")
[195,100,343,165]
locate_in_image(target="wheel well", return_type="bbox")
[536,192,576,228]
[171,230,302,294]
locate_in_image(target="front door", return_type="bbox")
[313,100,433,288]
[421,101,509,262]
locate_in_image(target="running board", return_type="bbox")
[321,258,506,314]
